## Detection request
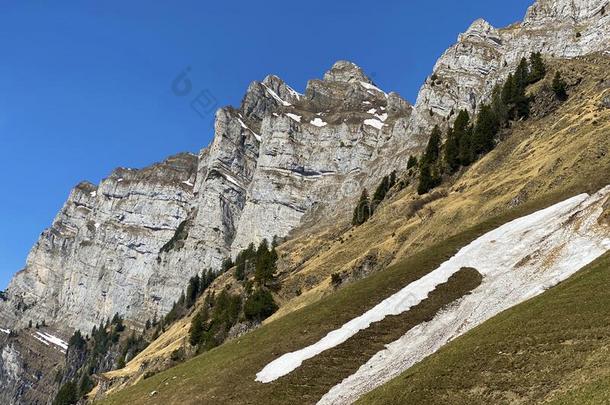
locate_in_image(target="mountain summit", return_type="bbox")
[1,0,609,404]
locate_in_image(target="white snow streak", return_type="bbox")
[237,118,262,141]
[375,112,388,122]
[286,113,302,123]
[310,118,328,127]
[262,84,292,106]
[223,173,242,188]
[286,85,302,100]
[33,335,50,346]
[359,81,387,97]
[256,187,610,391]
[0,328,10,335]
[182,180,194,187]
[34,331,68,352]
[318,187,610,404]
[364,119,385,129]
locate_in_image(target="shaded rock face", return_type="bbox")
[409,0,610,136]
[0,64,414,335]
[0,154,199,333]
[0,330,66,405]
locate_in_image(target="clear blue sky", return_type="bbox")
[0,0,534,289]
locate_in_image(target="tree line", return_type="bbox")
[189,239,279,351]
[418,52,562,195]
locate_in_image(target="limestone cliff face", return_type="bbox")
[0,62,414,334]
[0,154,198,333]
[409,0,610,136]
[1,1,609,402]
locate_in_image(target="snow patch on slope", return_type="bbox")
[256,187,610,389]
[359,81,386,96]
[34,331,68,353]
[262,83,292,106]
[237,118,262,142]
[364,119,385,129]
[310,118,328,127]
[286,113,302,123]
[317,186,610,404]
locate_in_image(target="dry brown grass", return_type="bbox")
[99,54,610,400]
[269,54,610,323]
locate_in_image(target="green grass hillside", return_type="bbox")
[97,190,598,405]
[359,251,610,405]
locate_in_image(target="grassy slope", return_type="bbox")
[99,55,610,404]
[98,192,589,405]
[359,251,610,405]
[270,55,610,322]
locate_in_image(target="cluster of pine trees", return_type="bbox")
[189,239,279,351]
[188,289,242,351]
[418,52,550,195]
[352,171,397,226]
[54,314,147,405]
[229,238,279,286]
[154,268,218,334]
[53,264,229,405]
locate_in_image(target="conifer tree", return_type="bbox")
[528,52,546,83]
[514,57,530,90]
[372,176,390,209]
[552,71,568,100]
[444,127,460,173]
[186,274,200,308]
[490,84,508,126]
[471,104,499,155]
[389,170,397,188]
[53,382,78,405]
[423,125,442,163]
[501,73,517,106]
[406,155,418,169]
[189,310,204,346]
[445,109,471,170]
[254,240,277,286]
[417,163,434,195]
[352,189,371,226]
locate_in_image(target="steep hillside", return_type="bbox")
[96,54,610,404]
[1,0,609,403]
[0,60,418,404]
[96,189,609,405]
[359,250,610,405]
[0,61,415,335]
[270,54,610,322]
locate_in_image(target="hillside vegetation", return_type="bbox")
[359,251,610,405]
[97,54,610,404]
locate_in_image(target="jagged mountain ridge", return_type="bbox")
[409,0,610,136]
[0,0,609,404]
[0,61,415,334]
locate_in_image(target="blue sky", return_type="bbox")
[0,0,534,289]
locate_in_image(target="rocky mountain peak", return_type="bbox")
[524,0,607,25]
[240,74,300,121]
[459,18,499,42]
[323,60,373,84]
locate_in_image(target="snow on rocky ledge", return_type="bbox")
[310,117,328,127]
[32,331,69,353]
[256,186,610,402]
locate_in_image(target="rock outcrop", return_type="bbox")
[0,63,415,335]
[409,0,610,136]
[1,0,609,403]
